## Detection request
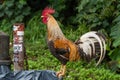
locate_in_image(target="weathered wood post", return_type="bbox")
[13,23,25,71]
[0,31,11,73]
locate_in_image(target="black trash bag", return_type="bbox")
[0,65,63,80]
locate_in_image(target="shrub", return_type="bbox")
[0,0,31,23]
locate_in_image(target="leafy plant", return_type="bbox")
[75,0,116,31]
[0,0,30,23]
[25,11,46,42]
[109,2,120,69]
[110,15,120,47]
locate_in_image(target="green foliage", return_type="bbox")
[66,62,120,80]
[0,0,30,39]
[64,23,89,41]
[0,0,30,23]
[75,0,116,30]
[110,15,120,47]
[0,19,12,33]
[46,0,65,18]
[25,11,46,42]
[25,41,60,71]
[110,24,120,69]
[48,0,65,12]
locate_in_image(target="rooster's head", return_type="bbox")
[41,7,55,24]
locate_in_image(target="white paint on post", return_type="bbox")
[13,23,24,71]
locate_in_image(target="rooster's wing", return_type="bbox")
[47,39,70,65]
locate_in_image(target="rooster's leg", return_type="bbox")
[56,64,66,77]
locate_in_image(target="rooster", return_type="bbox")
[41,7,106,77]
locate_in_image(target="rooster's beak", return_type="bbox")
[41,16,44,18]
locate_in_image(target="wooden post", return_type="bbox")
[13,23,25,71]
[0,31,11,66]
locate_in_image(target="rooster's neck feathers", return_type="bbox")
[47,14,66,40]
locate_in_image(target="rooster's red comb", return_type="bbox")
[42,7,55,16]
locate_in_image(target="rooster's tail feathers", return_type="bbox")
[75,31,106,66]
